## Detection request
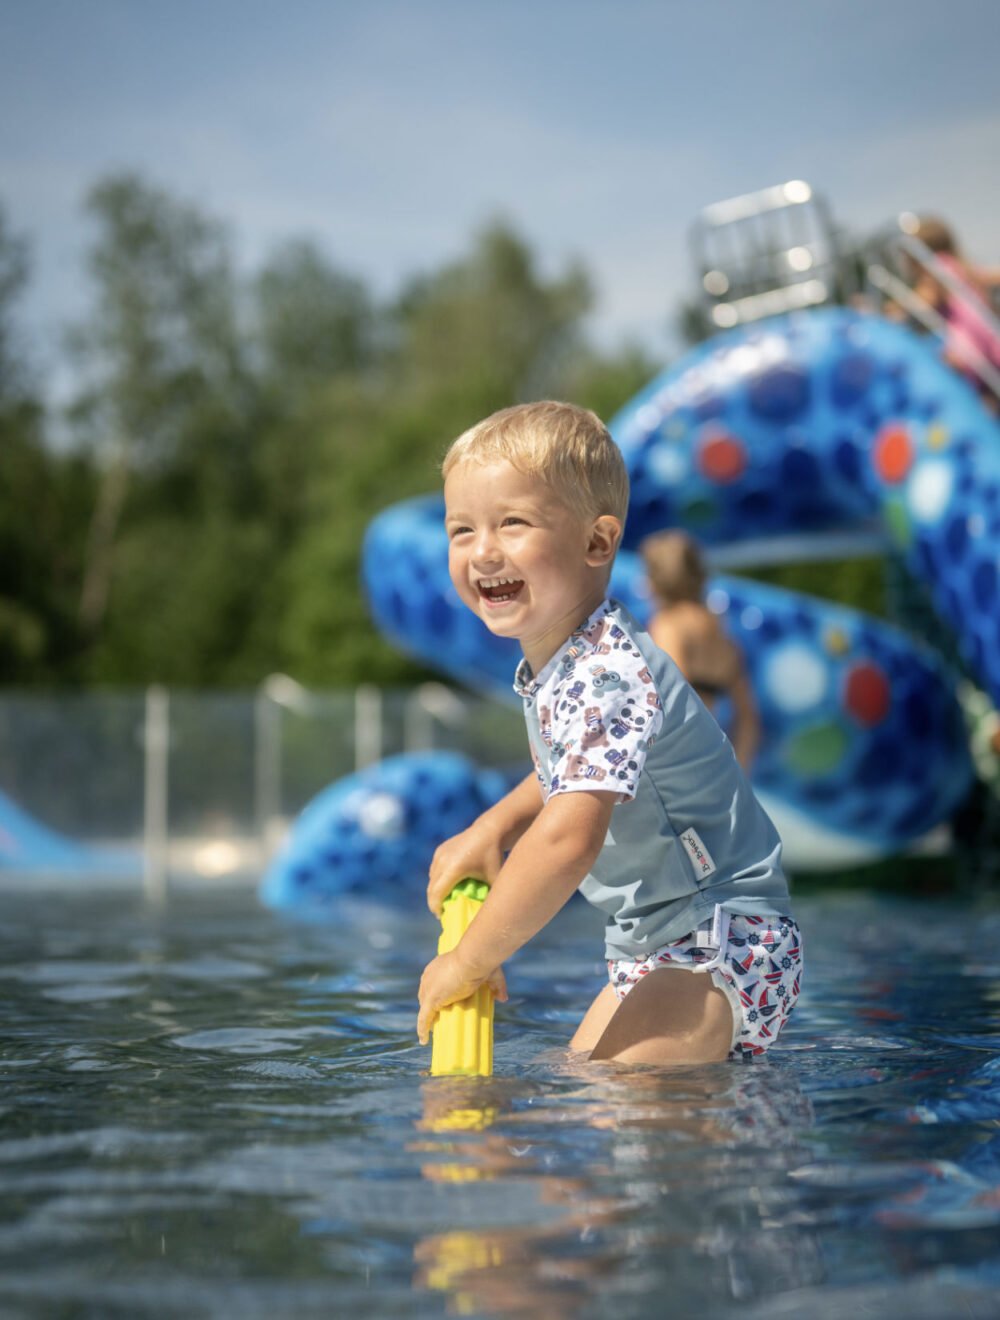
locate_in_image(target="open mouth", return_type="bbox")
[477,576,525,605]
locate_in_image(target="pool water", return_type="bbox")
[2,886,1000,1318]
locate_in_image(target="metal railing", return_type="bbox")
[689,179,857,329]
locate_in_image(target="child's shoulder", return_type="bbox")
[556,604,639,673]
[549,607,660,719]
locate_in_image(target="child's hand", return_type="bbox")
[416,951,507,1045]
[427,826,504,916]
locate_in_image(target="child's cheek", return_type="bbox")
[447,548,466,594]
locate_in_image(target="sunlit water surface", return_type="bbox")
[2,886,1000,1318]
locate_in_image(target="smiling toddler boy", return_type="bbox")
[416,401,801,1064]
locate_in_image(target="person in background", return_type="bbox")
[892,215,1000,406]
[639,530,760,771]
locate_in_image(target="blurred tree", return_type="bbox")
[0,202,29,398]
[392,220,591,410]
[0,174,895,691]
[558,341,659,428]
[273,221,601,686]
[674,294,713,349]
[0,203,93,683]
[255,238,375,387]
[247,242,381,557]
[68,173,250,641]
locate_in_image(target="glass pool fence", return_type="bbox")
[0,680,525,899]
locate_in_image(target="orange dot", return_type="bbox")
[698,430,747,484]
[873,424,914,485]
[844,662,891,726]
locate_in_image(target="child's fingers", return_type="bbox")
[416,1002,437,1046]
[487,966,508,1003]
[425,872,454,917]
[426,833,504,914]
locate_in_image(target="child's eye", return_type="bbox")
[502,516,527,527]
[447,525,472,539]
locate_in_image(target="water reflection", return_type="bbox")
[412,1061,822,1314]
[2,889,1000,1316]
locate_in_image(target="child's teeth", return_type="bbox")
[479,576,522,601]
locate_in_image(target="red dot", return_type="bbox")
[844,662,891,726]
[873,423,914,485]
[698,430,747,484]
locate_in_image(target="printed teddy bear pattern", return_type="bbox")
[528,611,664,798]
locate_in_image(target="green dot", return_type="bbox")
[883,496,912,548]
[680,498,717,528]
[785,721,849,776]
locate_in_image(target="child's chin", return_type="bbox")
[479,607,520,636]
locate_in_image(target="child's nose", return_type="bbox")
[472,527,502,565]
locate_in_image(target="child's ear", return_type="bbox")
[586,516,622,567]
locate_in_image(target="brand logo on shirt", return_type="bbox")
[680,827,716,878]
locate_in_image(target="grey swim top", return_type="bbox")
[514,599,790,960]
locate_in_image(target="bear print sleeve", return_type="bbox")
[546,638,664,802]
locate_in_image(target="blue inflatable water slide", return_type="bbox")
[265,305,1000,910]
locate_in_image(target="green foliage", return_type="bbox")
[0,205,95,683]
[747,556,887,621]
[0,177,643,688]
[0,175,893,690]
[0,203,30,397]
[255,238,375,388]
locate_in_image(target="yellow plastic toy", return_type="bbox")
[430,878,494,1077]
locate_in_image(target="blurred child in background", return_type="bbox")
[893,215,1000,406]
[640,530,760,771]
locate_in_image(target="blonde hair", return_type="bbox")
[640,530,706,605]
[442,401,629,524]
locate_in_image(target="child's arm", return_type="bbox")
[426,771,543,916]
[417,788,615,1044]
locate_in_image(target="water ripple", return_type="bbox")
[0,887,999,1317]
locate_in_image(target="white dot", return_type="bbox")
[357,793,405,839]
[766,644,828,713]
[648,446,689,485]
[706,588,730,615]
[907,460,954,525]
[740,605,764,630]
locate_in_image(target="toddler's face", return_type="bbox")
[444,459,612,672]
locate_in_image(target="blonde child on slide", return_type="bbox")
[416,402,802,1065]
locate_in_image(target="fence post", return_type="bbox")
[354,685,382,770]
[143,685,170,906]
[404,682,467,751]
[255,674,316,857]
[254,684,281,854]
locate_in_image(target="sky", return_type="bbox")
[2,0,999,396]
